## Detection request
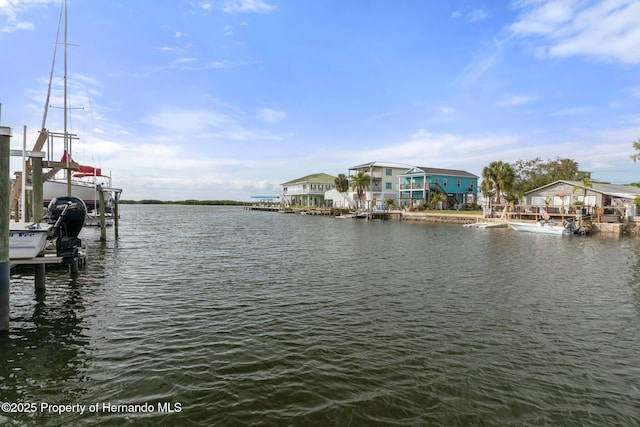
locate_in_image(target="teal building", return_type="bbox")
[398,167,478,209]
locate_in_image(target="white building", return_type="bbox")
[348,161,413,210]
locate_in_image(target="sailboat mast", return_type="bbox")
[64,0,71,197]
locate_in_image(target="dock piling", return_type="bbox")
[35,264,46,291]
[98,185,106,241]
[1,126,12,331]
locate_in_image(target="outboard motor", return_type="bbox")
[47,196,87,259]
[563,218,581,235]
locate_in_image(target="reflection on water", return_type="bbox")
[1,205,640,426]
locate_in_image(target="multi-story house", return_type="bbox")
[280,173,337,207]
[398,166,478,209]
[348,161,412,209]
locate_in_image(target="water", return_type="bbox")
[1,205,640,426]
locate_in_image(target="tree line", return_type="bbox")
[481,157,586,204]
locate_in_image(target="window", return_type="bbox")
[577,195,596,206]
[386,182,392,190]
[531,196,546,206]
[457,179,461,188]
[443,178,448,187]
[386,168,392,176]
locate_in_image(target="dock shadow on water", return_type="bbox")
[2,204,640,426]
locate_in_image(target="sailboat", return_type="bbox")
[43,150,115,213]
[10,0,119,216]
[9,0,118,258]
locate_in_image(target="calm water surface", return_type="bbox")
[1,205,639,426]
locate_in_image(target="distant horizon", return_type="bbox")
[2,0,639,201]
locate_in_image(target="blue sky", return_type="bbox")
[1,0,639,201]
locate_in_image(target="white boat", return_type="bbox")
[36,0,119,215]
[9,222,52,259]
[464,221,507,228]
[508,221,571,235]
[43,154,115,213]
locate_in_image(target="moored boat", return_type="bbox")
[464,221,507,228]
[43,152,115,213]
[9,222,52,259]
[508,220,571,235]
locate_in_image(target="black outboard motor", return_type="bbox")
[47,196,87,259]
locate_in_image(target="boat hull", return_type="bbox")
[9,223,51,259]
[43,179,113,213]
[508,221,571,235]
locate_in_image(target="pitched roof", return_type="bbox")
[416,166,479,178]
[281,173,337,185]
[349,161,413,170]
[349,161,478,178]
[527,180,640,198]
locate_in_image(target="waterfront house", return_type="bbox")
[524,180,640,222]
[348,161,413,209]
[398,167,479,209]
[280,173,337,208]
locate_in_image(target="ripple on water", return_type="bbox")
[2,206,640,426]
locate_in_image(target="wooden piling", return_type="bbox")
[98,185,106,241]
[32,155,43,220]
[35,264,46,291]
[1,126,12,331]
[113,191,120,239]
[69,258,79,276]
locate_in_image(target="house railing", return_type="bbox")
[400,183,423,189]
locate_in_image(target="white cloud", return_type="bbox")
[223,0,275,14]
[0,0,55,32]
[510,0,640,64]
[257,108,286,123]
[451,7,489,22]
[498,94,538,107]
[468,8,489,22]
[456,37,504,85]
[552,106,593,116]
[142,108,237,134]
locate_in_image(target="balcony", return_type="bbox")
[400,183,423,190]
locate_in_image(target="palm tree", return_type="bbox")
[429,191,444,209]
[334,173,349,208]
[482,161,515,204]
[350,171,370,209]
[630,138,640,162]
[480,179,495,206]
[572,176,592,207]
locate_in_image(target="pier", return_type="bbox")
[1,124,116,331]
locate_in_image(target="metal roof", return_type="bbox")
[349,161,478,178]
[349,161,413,170]
[526,180,640,198]
[280,173,337,185]
[415,166,479,178]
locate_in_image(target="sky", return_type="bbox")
[1,0,640,201]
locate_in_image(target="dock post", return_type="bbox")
[35,264,45,291]
[32,155,43,220]
[1,126,12,332]
[69,258,79,276]
[113,191,119,239]
[98,185,106,241]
